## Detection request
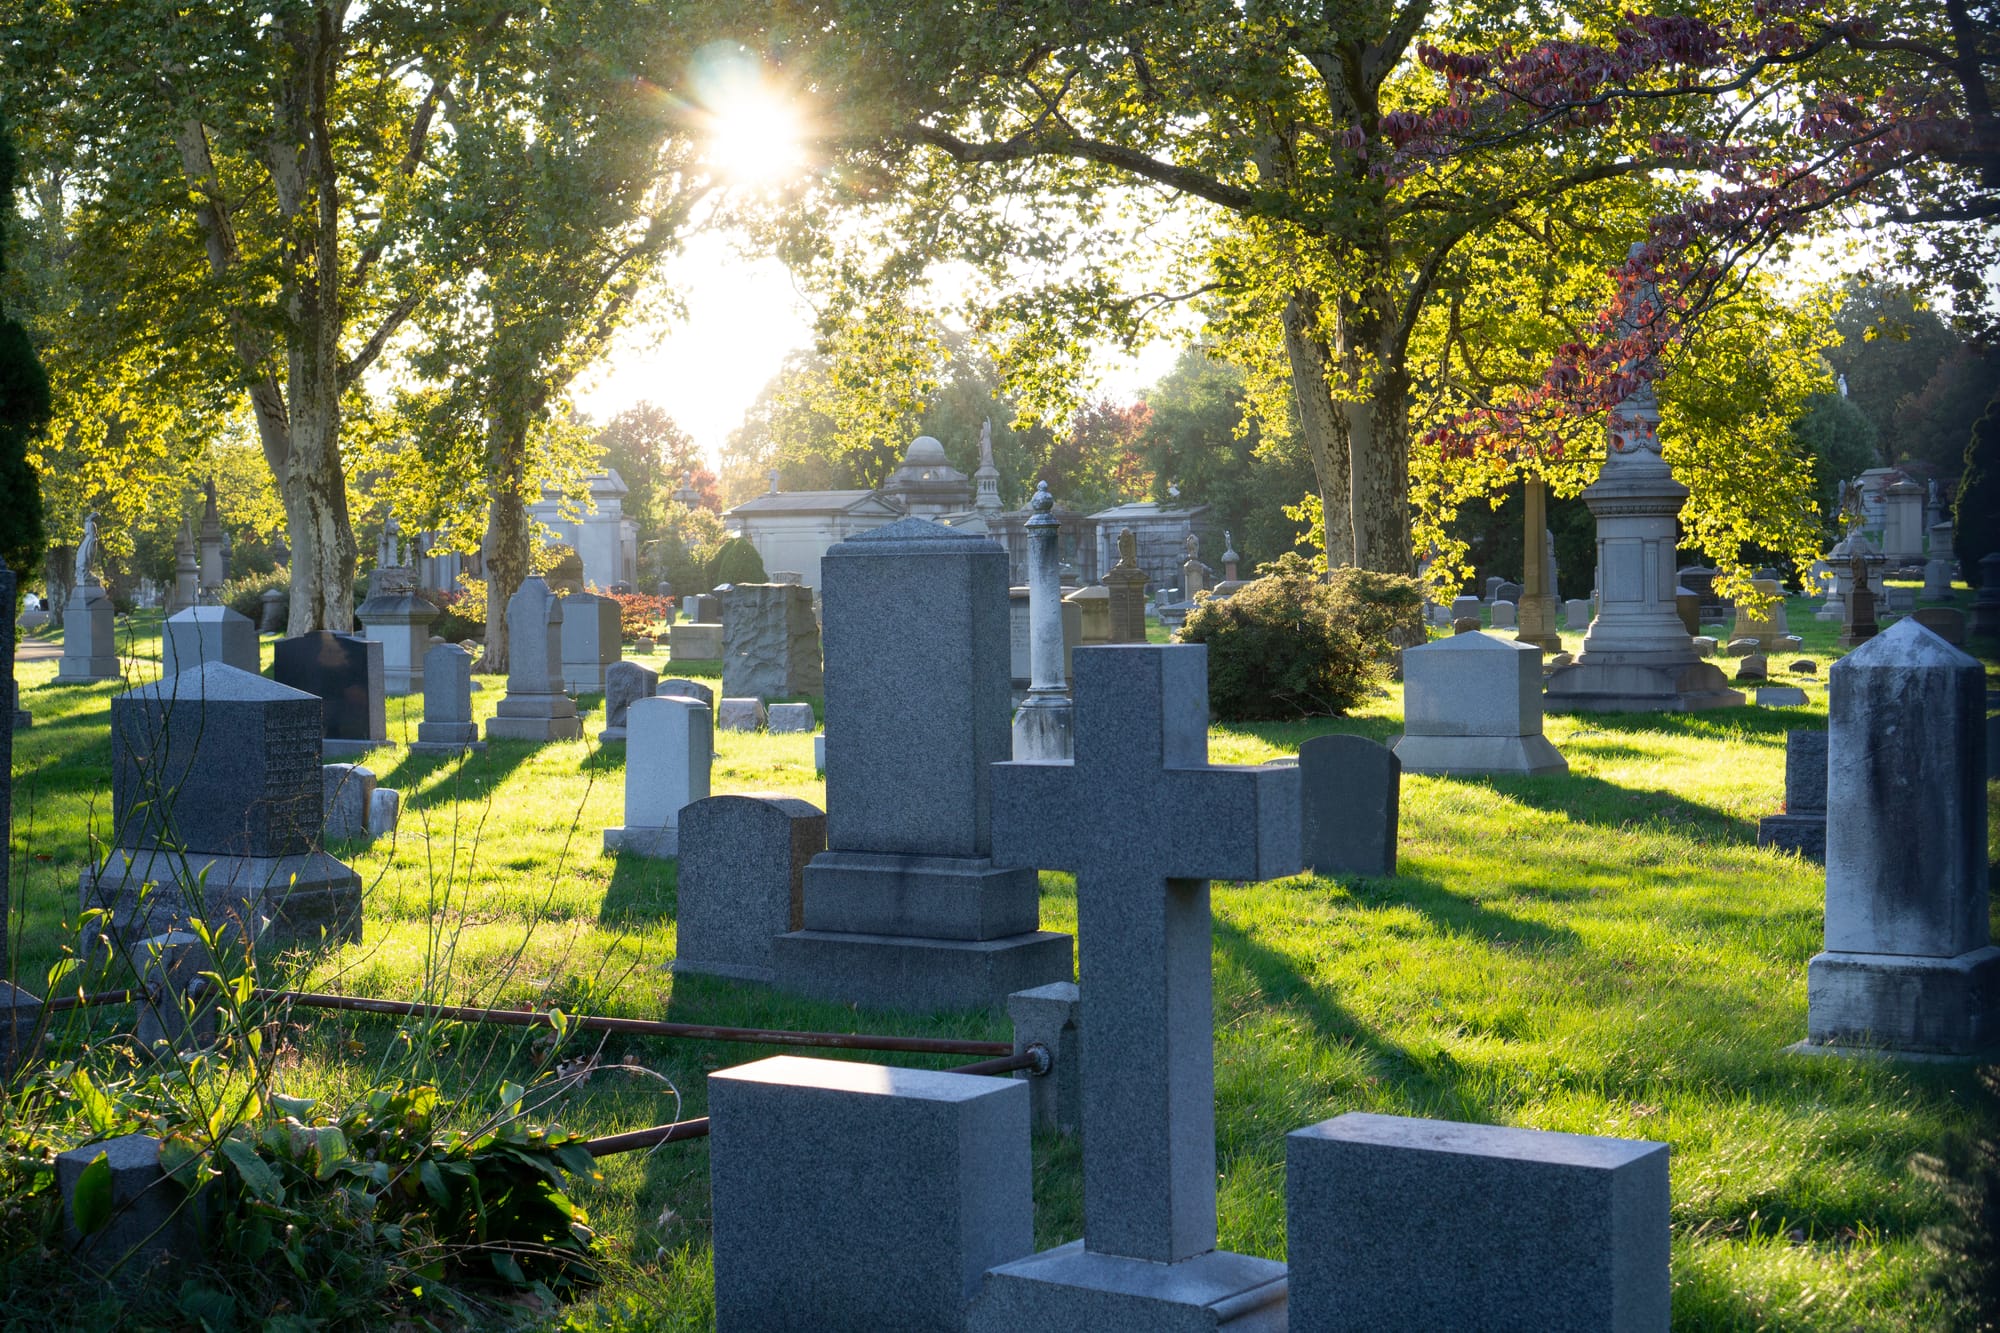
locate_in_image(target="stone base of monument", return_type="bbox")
[798,851,1044,939]
[412,718,485,754]
[1755,813,1825,861]
[1542,658,1744,713]
[1797,946,2000,1058]
[58,1134,203,1282]
[486,692,582,741]
[772,928,1073,1013]
[1392,733,1568,777]
[968,1241,1288,1332]
[55,590,121,683]
[409,740,487,755]
[601,824,678,858]
[80,847,363,952]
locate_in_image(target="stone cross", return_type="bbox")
[990,644,1300,1263]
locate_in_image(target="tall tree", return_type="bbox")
[767,0,1995,576]
[1,1,500,631]
[0,114,46,587]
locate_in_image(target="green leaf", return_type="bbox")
[70,1151,113,1236]
[69,1068,116,1135]
[219,1137,284,1204]
[418,1158,449,1206]
[490,1251,526,1285]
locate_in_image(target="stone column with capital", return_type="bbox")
[1012,483,1073,760]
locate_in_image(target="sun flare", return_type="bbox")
[703,79,807,189]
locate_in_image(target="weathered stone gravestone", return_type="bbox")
[597,660,658,743]
[672,793,825,981]
[1490,599,1517,629]
[717,697,765,731]
[1287,1113,1670,1331]
[1299,734,1399,877]
[766,701,814,733]
[1395,633,1567,776]
[1102,527,1150,643]
[1066,583,1110,644]
[1838,552,1880,648]
[57,1134,202,1280]
[258,588,285,633]
[161,605,259,677]
[322,763,377,840]
[602,695,711,858]
[410,643,484,754]
[1757,730,1827,860]
[272,631,387,758]
[356,588,439,695]
[668,620,722,661]
[559,591,622,693]
[1911,606,1967,646]
[1923,521,1955,600]
[970,644,1298,1326]
[772,517,1071,1011]
[486,578,583,742]
[1801,619,1998,1056]
[657,677,715,711]
[80,663,362,950]
[720,583,822,700]
[1564,597,1592,628]
[1495,581,1523,605]
[708,1056,1031,1329]
[1450,594,1481,623]
[1730,579,1791,649]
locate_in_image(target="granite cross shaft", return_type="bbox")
[990,644,1300,1264]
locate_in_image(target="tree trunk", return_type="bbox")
[1344,380,1412,574]
[1281,291,1355,568]
[479,411,533,675]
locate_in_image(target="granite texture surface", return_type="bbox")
[709,1056,1032,1331]
[1298,734,1399,878]
[273,631,387,742]
[1286,1112,1669,1332]
[673,794,824,981]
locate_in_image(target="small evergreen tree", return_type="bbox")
[708,537,767,587]
[1954,389,2000,587]
[0,116,49,589]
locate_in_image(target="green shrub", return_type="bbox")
[221,572,287,624]
[1325,565,1425,648]
[1179,552,1379,720]
[708,536,766,587]
[1956,391,2000,587]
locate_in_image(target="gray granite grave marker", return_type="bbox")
[598,660,658,743]
[1299,734,1399,877]
[411,643,484,753]
[971,644,1298,1326]
[672,794,824,981]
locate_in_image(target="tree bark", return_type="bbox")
[479,411,533,675]
[1281,290,1355,568]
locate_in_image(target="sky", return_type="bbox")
[570,227,1188,472]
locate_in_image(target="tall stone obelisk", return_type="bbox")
[1515,478,1562,652]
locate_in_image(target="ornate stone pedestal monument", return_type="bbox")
[1545,274,1741,714]
[486,578,583,742]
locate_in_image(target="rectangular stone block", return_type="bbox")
[771,929,1073,1013]
[800,850,1042,940]
[161,606,259,677]
[58,1134,200,1280]
[603,696,711,857]
[1286,1112,1670,1332]
[721,583,822,700]
[1806,946,2000,1054]
[669,622,722,661]
[673,794,825,981]
[560,592,622,693]
[709,1056,1033,1331]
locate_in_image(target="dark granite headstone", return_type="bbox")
[1757,729,1827,860]
[1299,734,1399,878]
[675,794,825,982]
[112,663,322,857]
[273,631,386,744]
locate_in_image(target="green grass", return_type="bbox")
[6,596,1995,1330]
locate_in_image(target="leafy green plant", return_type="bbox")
[1179,552,1377,720]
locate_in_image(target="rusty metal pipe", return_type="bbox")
[250,988,1014,1057]
[41,989,136,1012]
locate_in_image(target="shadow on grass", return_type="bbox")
[600,854,677,927]
[1450,770,1759,842]
[1557,705,1816,743]
[1341,872,1581,952]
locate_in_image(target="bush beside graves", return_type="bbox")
[221,573,286,624]
[1179,553,1383,720]
[707,537,766,587]
[601,590,672,640]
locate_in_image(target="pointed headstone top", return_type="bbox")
[1835,614,1978,671]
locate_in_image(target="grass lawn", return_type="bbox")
[6,593,1996,1330]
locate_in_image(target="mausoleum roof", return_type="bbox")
[725,490,901,518]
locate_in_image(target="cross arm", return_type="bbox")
[1163,763,1302,883]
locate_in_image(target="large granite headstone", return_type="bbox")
[1756,730,1826,860]
[771,518,1070,1011]
[1299,734,1399,877]
[1395,633,1568,776]
[1287,1113,1670,1331]
[356,589,439,695]
[673,793,825,981]
[1802,619,1998,1056]
[602,695,711,857]
[79,663,362,950]
[486,578,582,742]
[272,631,387,757]
[971,644,1297,1327]
[720,583,822,700]
[161,605,259,677]
[560,591,622,693]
